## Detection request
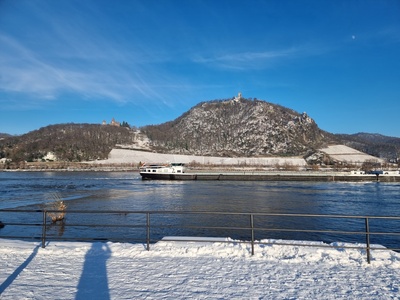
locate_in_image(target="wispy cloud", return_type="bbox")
[0,1,181,106]
[0,31,171,106]
[192,45,324,70]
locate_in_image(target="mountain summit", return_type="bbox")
[142,97,335,157]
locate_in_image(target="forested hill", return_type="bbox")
[0,123,137,162]
[337,133,400,163]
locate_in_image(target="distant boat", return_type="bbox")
[139,163,186,180]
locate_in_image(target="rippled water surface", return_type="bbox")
[1,171,399,248]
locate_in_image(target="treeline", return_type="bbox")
[0,123,137,163]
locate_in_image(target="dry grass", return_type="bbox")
[45,193,67,223]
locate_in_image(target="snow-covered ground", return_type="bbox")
[94,149,307,166]
[92,144,381,167]
[1,238,399,299]
[319,145,384,164]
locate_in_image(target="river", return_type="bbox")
[0,171,399,248]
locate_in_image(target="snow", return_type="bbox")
[1,238,400,299]
[93,144,383,167]
[94,149,307,166]
[319,145,384,164]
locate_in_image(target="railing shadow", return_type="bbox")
[75,242,112,300]
[0,245,40,294]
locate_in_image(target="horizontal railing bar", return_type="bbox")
[1,223,43,226]
[0,209,43,213]
[2,209,400,220]
[365,232,400,236]
[44,236,148,242]
[9,218,395,234]
[149,225,252,230]
[0,235,42,240]
[255,228,368,235]
[4,221,397,237]
[145,225,367,235]
[152,226,400,237]
[2,223,399,237]
[46,224,147,228]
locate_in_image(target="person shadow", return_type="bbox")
[75,242,112,300]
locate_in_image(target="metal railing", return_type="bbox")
[0,209,399,264]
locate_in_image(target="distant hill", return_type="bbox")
[335,133,400,163]
[141,97,337,157]
[0,123,138,162]
[0,133,12,139]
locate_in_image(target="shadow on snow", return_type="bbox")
[0,245,40,294]
[76,242,112,300]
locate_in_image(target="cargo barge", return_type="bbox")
[139,164,400,182]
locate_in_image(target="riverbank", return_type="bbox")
[2,164,400,182]
[0,161,138,172]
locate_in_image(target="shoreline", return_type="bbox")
[3,170,400,182]
[2,163,399,182]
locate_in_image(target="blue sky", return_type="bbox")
[0,0,399,137]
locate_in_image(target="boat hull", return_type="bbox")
[139,172,400,182]
[140,172,197,180]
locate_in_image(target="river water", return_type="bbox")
[1,171,399,248]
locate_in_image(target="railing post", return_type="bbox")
[250,214,255,255]
[41,210,47,248]
[365,217,371,264]
[146,213,150,251]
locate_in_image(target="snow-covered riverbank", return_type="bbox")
[1,238,399,299]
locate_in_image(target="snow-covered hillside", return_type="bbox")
[93,144,382,167]
[319,145,384,164]
[94,149,307,166]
